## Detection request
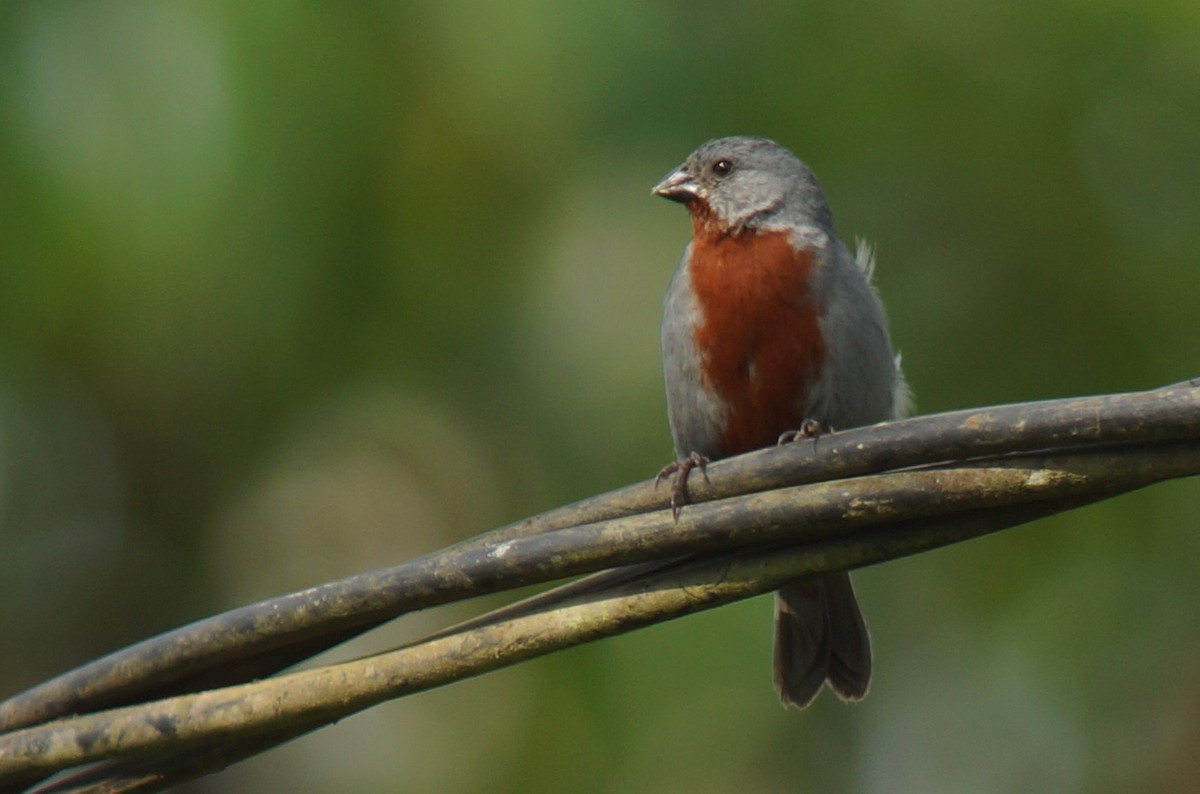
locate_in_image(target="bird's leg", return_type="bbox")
[655,451,710,520]
[777,418,826,445]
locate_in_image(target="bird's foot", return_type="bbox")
[777,418,827,445]
[655,451,710,521]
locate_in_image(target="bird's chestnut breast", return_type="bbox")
[686,227,826,455]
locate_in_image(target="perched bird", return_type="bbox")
[654,136,907,708]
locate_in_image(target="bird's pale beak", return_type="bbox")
[652,167,700,203]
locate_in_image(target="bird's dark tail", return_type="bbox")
[773,573,872,708]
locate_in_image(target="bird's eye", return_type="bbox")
[712,159,733,176]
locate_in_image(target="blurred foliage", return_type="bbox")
[1,2,1198,792]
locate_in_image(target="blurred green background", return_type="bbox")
[2,2,1199,792]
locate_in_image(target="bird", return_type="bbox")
[653,136,907,708]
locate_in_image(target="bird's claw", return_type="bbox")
[655,451,710,520]
[777,418,826,445]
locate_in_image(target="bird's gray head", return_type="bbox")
[653,136,833,234]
